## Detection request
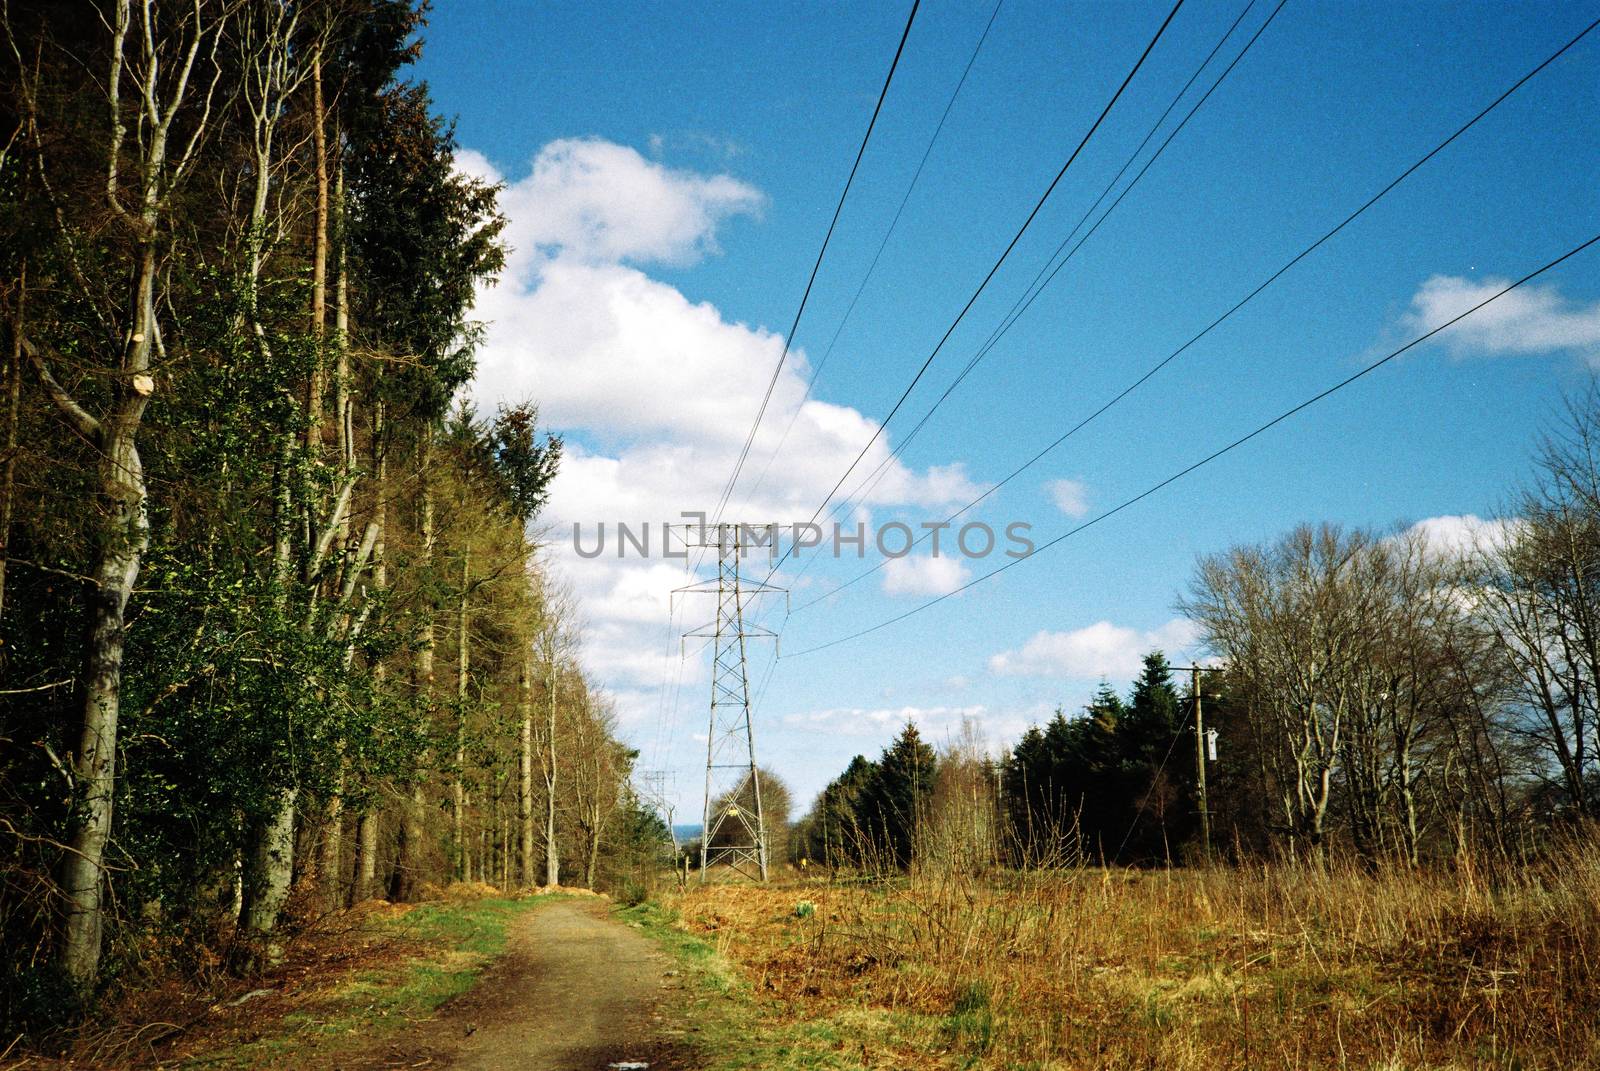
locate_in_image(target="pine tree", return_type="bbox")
[859,723,938,869]
[1114,651,1194,863]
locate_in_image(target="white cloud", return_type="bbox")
[1406,275,1600,362]
[1044,478,1090,519]
[988,617,1200,680]
[486,138,764,268]
[1403,514,1518,560]
[881,553,971,598]
[459,139,982,745]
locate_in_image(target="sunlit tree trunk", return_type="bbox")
[36,0,223,981]
[543,637,560,886]
[397,427,436,900]
[353,397,386,905]
[452,550,469,880]
[519,635,535,885]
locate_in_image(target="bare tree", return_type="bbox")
[920,718,1001,874]
[1185,521,1517,864]
[534,588,576,886]
[1474,389,1600,821]
[1185,527,1375,857]
[571,690,627,890]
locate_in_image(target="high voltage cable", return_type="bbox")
[661,0,920,762]
[745,0,1233,638]
[787,13,1600,613]
[760,0,1188,582]
[823,0,1285,529]
[736,0,1008,513]
[709,0,922,529]
[781,230,1600,658]
[750,0,1265,624]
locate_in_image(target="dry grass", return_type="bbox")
[669,848,1600,1070]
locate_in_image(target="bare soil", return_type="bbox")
[347,899,690,1071]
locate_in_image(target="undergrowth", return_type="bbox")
[173,894,541,1070]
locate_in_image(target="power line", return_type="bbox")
[762,0,1188,582]
[665,0,921,765]
[781,230,1600,658]
[823,0,1286,528]
[710,0,923,528]
[736,0,1007,513]
[787,13,1600,614]
[757,0,1270,624]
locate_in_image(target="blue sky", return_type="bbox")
[416,0,1600,816]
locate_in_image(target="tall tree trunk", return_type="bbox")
[0,264,23,624]
[318,784,344,910]
[544,648,559,887]
[352,398,385,905]
[452,551,469,880]
[518,640,534,886]
[235,3,311,952]
[305,51,328,447]
[584,801,601,891]
[239,788,297,954]
[397,426,436,901]
[30,0,220,982]
[354,812,378,905]
[58,244,157,982]
[239,425,298,954]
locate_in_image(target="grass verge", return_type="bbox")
[170,894,549,1070]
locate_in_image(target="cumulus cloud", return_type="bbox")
[480,138,764,268]
[458,139,980,707]
[1403,514,1518,560]
[988,617,1201,680]
[881,553,971,598]
[1406,275,1600,362]
[1044,478,1090,519]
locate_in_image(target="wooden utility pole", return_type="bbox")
[1192,667,1210,861]
[1174,664,1223,863]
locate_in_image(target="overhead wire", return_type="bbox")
[787,12,1600,613]
[736,0,1008,514]
[822,0,1286,531]
[759,0,1189,583]
[781,230,1600,658]
[709,0,924,530]
[655,1,922,773]
[744,0,1241,660]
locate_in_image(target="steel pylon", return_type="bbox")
[676,524,784,882]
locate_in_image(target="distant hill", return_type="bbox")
[672,824,702,842]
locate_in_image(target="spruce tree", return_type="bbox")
[1114,651,1194,863]
[859,723,938,869]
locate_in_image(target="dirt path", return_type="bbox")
[357,898,687,1071]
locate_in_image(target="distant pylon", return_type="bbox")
[675,523,785,882]
[636,769,678,858]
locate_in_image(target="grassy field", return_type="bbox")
[659,850,1600,1070]
[621,898,956,1069]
